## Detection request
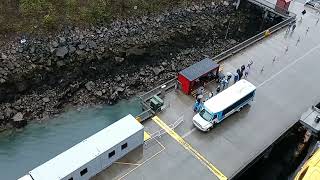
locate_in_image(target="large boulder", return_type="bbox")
[12,112,23,122]
[85,81,95,91]
[78,44,86,50]
[88,41,97,49]
[115,57,125,64]
[42,97,50,103]
[55,46,68,58]
[4,107,14,118]
[152,66,164,75]
[52,41,59,48]
[59,37,67,45]
[12,112,27,128]
[1,53,7,60]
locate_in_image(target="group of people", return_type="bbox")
[193,60,253,112]
[287,21,297,34]
[193,86,215,112]
[216,60,253,94]
[193,86,205,112]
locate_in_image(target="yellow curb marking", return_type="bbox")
[152,116,227,180]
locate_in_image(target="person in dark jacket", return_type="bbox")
[216,85,221,94]
[239,71,243,79]
[247,60,253,69]
[241,65,246,73]
[237,68,243,79]
[234,73,239,83]
[237,69,241,75]
[292,23,296,32]
[193,98,201,112]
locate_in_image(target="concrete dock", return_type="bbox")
[93,1,320,180]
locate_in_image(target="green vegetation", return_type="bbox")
[0,0,197,35]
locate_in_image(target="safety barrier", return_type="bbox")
[213,15,296,63]
[149,115,184,138]
[144,115,184,145]
[136,96,172,123]
[136,108,154,122]
[139,78,177,102]
[136,78,177,123]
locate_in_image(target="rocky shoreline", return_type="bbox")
[0,1,282,131]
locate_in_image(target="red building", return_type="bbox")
[276,0,292,12]
[178,58,220,95]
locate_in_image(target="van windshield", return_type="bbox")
[199,109,212,122]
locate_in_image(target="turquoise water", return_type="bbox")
[0,99,141,180]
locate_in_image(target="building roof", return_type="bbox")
[85,114,144,153]
[179,58,219,81]
[29,139,99,180]
[18,175,33,180]
[204,79,256,113]
[29,114,144,180]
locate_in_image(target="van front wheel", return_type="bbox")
[209,122,217,130]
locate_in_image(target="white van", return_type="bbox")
[193,79,256,131]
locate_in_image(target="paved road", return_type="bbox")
[94,1,320,180]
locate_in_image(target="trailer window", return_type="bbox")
[121,143,128,150]
[109,150,115,158]
[80,168,88,176]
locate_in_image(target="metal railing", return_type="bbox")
[144,116,184,145]
[213,15,296,63]
[139,78,177,102]
[149,115,184,138]
[136,108,154,122]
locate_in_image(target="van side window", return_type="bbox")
[109,150,115,158]
[80,168,88,176]
[121,143,128,150]
[213,114,217,119]
[222,91,254,115]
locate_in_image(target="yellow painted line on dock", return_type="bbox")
[152,116,228,180]
[135,117,151,142]
[144,131,151,142]
[117,138,166,180]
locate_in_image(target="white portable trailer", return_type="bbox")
[17,175,33,180]
[19,114,144,180]
[86,114,144,170]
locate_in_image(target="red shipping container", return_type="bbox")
[178,58,219,95]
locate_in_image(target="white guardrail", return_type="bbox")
[144,115,184,145]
